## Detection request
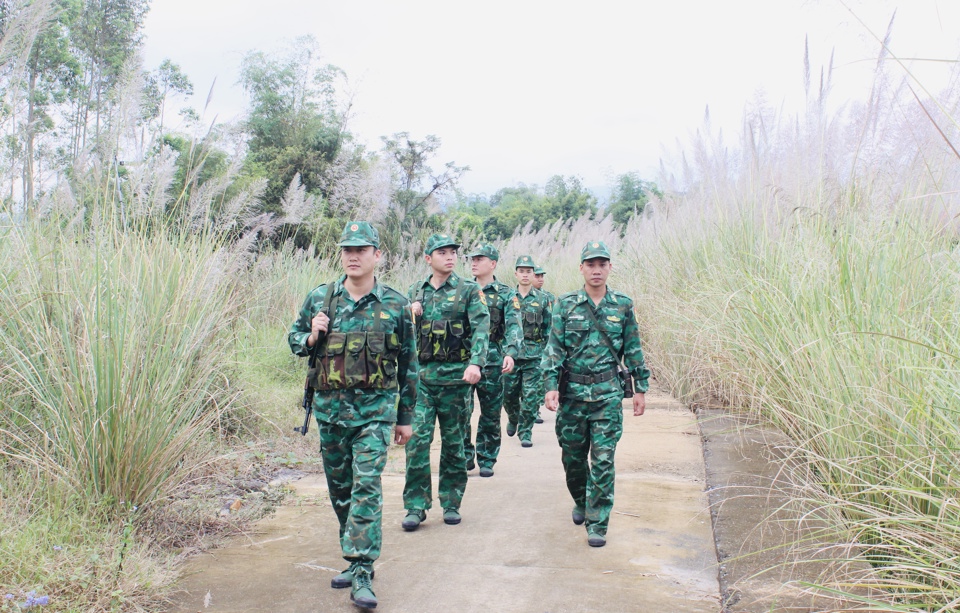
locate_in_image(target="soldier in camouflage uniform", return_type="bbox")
[462,244,522,477]
[502,255,552,447]
[402,234,490,530]
[288,221,417,609]
[532,265,556,425]
[542,241,650,548]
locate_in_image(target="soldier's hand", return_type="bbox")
[462,364,482,385]
[394,424,413,445]
[501,355,515,374]
[545,391,559,412]
[633,393,646,416]
[411,301,423,317]
[308,311,330,347]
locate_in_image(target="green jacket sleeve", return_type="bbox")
[288,287,323,356]
[502,289,523,360]
[396,301,419,425]
[465,282,491,367]
[622,300,651,393]
[541,299,565,392]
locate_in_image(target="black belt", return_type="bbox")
[566,369,617,384]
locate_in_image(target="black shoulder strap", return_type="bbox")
[308,281,337,367]
[451,280,465,316]
[582,301,623,366]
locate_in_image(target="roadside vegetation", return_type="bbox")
[1,0,957,612]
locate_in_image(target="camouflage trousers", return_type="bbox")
[318,420,392,564]
[502,357,542,442]
[555,397,624,535]
[403,379,473,512]
[464,363,505,469]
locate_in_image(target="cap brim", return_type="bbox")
[340,240,378,247]
[428,242,460,253]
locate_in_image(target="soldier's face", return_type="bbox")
[341,245,381,279]
[470,256,496,278]
[426,247,458,273]
[533,274,545,289]
[580,258,611,288]
[515,266,534,287]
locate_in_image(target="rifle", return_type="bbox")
[295,283,336,436]
[295,331,323,435]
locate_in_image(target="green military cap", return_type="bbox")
[534,266,546,275]
[580,240,611,262]
[424,233,460,255]
[515,255,536,269]
[339,221,380,248]
[467,243,500,261]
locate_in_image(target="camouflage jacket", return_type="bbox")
[477,277,523,366]
[541,287,651,403]
[288,277,418,426]
[408,272,490,385]
[514,286,553,361]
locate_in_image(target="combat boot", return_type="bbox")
[571,506,585,525]
[506,421,517,437]
[350,567,377,609]
[443,508,462,525]
[331,562,375,589]
[401,509,426,532]
[479,466,494,477]
[520,437,533,448]
[587,529,606,548]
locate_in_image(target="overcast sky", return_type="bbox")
[141,0,960,196]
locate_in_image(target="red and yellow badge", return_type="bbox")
[478,289,487,305]
[512,296,521,309]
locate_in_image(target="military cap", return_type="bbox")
[515,255,536,269]
[580,241,611,262]
[339,221,380,248]
[534,266,546,275]
[467,243,500,261]
[424,233,460,255]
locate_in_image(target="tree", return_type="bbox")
[238,35,349,215]
[142,58,192,135]
[606,172,660,227]
[378,132,467,256]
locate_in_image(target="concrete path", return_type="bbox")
[166,387,720,612]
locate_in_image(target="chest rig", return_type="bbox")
[310,284,401,391]
[417,282,471,363]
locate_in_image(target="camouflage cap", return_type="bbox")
[534,266,546,275]
[580,240,611,262]
[467,243,500,261]
[339,221,380,248]
[515,255,536,269]
[424,233,460,255]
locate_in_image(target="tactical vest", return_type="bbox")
[520,296,544,341]
[309,286,402,391]
[417,282,471,363]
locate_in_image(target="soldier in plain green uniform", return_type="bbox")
[502,255,552,447]
[288,221,417,609]
[402,234,490,530]
[462,244,522,477]
[532,265,556,425]
[542,241,650,548]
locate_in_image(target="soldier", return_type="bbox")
[462,244,522,477]
[542,240,650,548]
[502,255,552,447]
[287,221,417,609]
[532,265,556,425]
[402,234,490,530]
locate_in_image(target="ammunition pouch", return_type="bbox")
[522,309,543,341]
[618,366,635,399]
[312,331,401,390]
[488,305,505,343]
[418,318,470,363]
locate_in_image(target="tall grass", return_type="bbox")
[606,50,960,611]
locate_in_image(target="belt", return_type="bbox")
[566,369,617,384]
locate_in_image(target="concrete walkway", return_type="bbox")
[167,387,720,612]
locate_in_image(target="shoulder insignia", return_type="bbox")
[512,296,521,309]
[478,290,487,305]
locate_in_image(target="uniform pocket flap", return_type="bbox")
[366,331,385,354]
[326,332,346,355]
